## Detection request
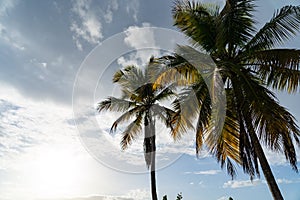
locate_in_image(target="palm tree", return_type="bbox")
[176,192,183,200]
[97,61,176,200]
[155,1,300,199]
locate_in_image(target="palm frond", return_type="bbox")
[97,97,136,112]
[120,114,143,150]
[249,49,300,93]
[217,0,255,53]
[151,104,175,130]
[173,0,219,51]
[245,5,300,51]
[230,81,261,179]
[154,54,199,90]
[232,68,300,172]
[253,94,300,171]
[170,93,197,139]
[195,93,211,154]
[152,85,176,103]
[110,106,144,132]
[205,89,241,179]
[113,66,147,93]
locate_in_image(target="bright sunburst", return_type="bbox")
[24,145,85,199]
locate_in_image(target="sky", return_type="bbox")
[0,0,300,200]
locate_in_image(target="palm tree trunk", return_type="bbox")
[150,150,158,200]
[144,111,158,200]
[247,121,284,200]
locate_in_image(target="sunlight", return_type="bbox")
[25,145,85,199]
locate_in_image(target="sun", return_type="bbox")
[25,145,85,199]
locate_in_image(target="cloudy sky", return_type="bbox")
[1,0,300,200]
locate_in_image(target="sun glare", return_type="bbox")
[25,145,85,199]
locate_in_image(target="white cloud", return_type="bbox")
[126,0,139,22]
[0,84,76,171]
[0,1,26,51]
[117,23,161,67]
[0,84,150,200]
[124,188,149,200]
[277,178,293,184]
[223,179,262,188]
[194,169,221,175]
[0,84,101,200]
[184,169,221,175]
[223,178,297,190]
[0,23,26,51]
[263,145,300,168]
[29,58,47,69]
[104,9,113,24]
[70,0,103,50]
[0,0,18,17]
[104,0,119,23]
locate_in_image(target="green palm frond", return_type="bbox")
[171,97,196,139]
[154,45,217,90]
[229,79,262,179]
[97,97,136,112]
[120,114,143,150]
[173,0,219,51]
[169,1,300,196]
[151,104,175,130]
[217,0,255,53]
[204,88,241,178]
[249,49,300,93]
[113,68,125,82]
[134,83,154,103]
[152,86,176,103]
[239,118,260,179]
[110,106,144,132]
[232,68,300,172]
[245,5,300,52]
[99,63,177,164]
[252,93,300,171]
[154,54,199,89]
[195,93,211,154]
[113,66,147,92]
[171,80,210,140]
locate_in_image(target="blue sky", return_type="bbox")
[0,0,300,200]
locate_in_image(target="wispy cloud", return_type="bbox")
[264,146,300,167]
[70,0,121,50]
[0,1,26,51]
[223,177,298,189]
[0,23,26,51]
[103,0,118,23]
[125,0,139,22]
[70,0,103,50]
[195,169,221,175]
[0,0,18,17]
[0,84,98,200]
[184,169,221,175]
[223,179,262,188]
[0,85,76,171]
[277,178,293,184]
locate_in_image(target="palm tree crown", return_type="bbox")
[155,1,300,199]
[97,61,176,200]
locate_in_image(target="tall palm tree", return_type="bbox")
[97,61,176,200]
[155,1,300,199]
